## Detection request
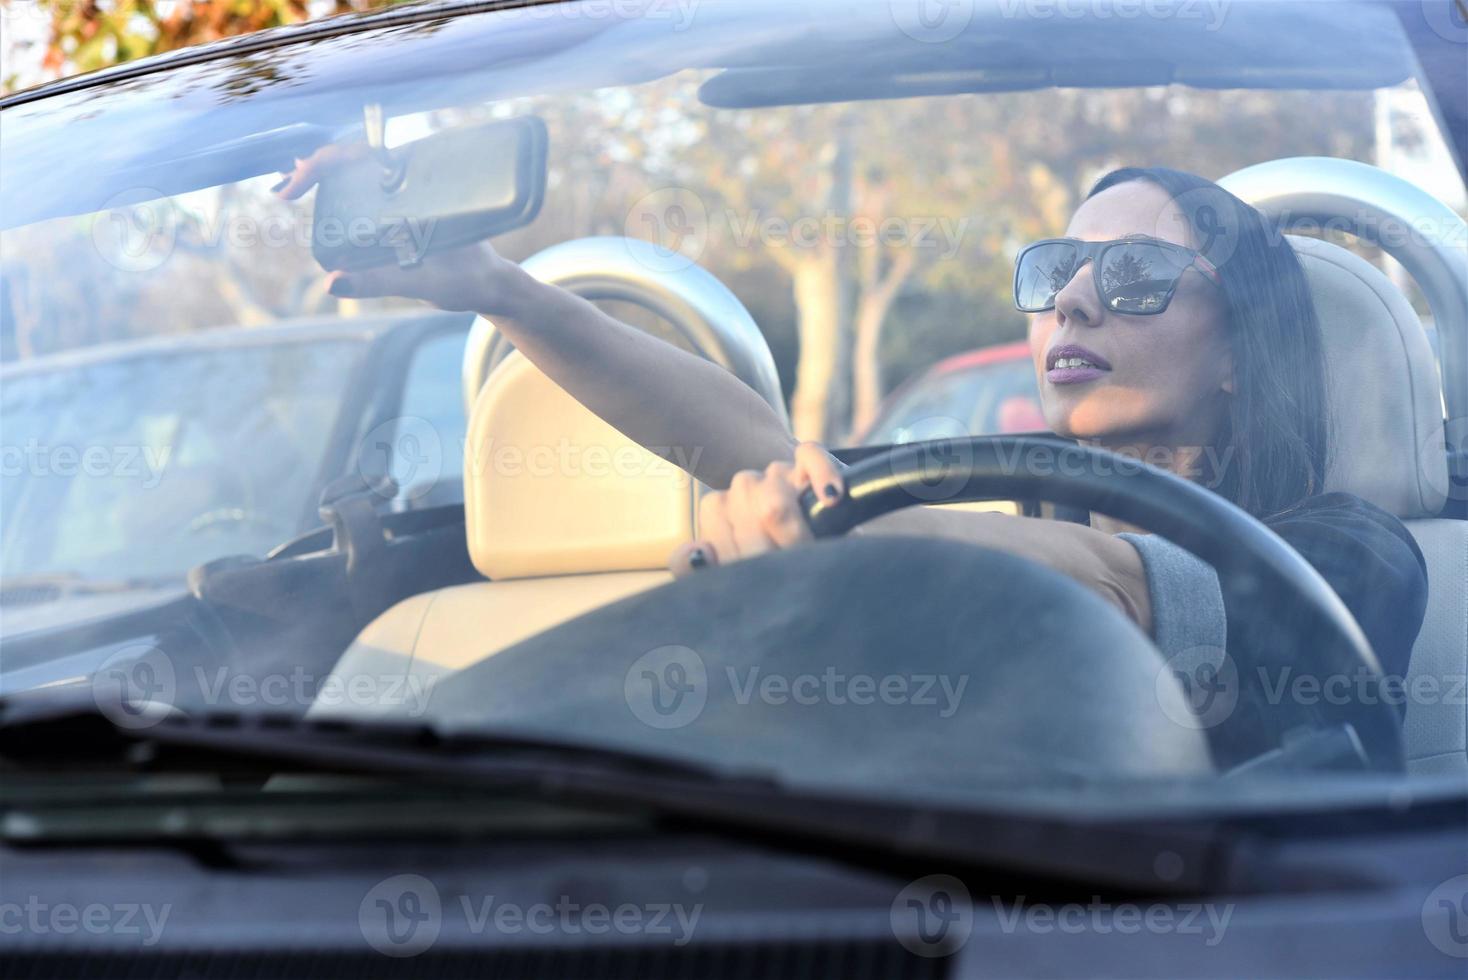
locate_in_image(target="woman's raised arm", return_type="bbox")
[281,149,797,490]
[327,243,798,490]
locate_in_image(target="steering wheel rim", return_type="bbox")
[801,435,1404,772]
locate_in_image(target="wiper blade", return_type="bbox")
[0,692,1228,895]
[0,690,751,787]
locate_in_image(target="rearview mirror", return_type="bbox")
[312,115,547,271]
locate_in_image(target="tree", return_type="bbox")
[4,0,404,92]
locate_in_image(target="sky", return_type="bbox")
[1,1,52,90]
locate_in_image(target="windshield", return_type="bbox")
[2,338,362,583]
[864,352,1045,444]
[1,0,1464,814]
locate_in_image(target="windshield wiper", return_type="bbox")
[0,689,1238,896]
[3,690,1448,898]
[0,687,746,785]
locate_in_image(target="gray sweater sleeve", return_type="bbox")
[1116,532,1227,656]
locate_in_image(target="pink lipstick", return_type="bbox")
[1046,343,1112,385]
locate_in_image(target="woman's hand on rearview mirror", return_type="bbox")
[276,143,536,319]
[274,142,371,202]
[321,241,535,319]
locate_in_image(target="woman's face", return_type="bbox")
[1027,180,1233,453]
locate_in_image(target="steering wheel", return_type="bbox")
[800,435,1404,772]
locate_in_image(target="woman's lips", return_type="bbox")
[1046,344,1111,385]
[1047,364,1108,384]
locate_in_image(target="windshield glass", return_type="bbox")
[2,339,362,583]
[864,352,1046,444]
[1,0,1464,812]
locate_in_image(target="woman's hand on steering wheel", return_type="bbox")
[669,442,845,576]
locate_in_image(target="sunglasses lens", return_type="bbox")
[1099,242,1191,314]
[1014,242,1078,312]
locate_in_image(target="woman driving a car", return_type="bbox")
[283,161,1429,753]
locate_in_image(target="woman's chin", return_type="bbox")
[1040,388,1156,443]
[1040,410,1134,444]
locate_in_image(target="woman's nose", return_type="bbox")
[1054,259,1103,327]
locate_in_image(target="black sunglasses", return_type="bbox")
[1014,237,1223,316]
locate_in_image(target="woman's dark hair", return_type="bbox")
[1086,166,1329,518]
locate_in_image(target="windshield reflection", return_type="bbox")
[1,338,361,585]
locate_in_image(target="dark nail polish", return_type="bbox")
[823,483,840,501]
[269,176,290,193]
[688,547,708,569]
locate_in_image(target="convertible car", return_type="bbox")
[0,1,1465,976]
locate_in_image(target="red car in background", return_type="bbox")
[859,340,1047,446]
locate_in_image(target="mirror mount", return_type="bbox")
[362,103,408,194]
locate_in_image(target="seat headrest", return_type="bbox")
[1288,235,1447,519]
[463,352,699,581]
